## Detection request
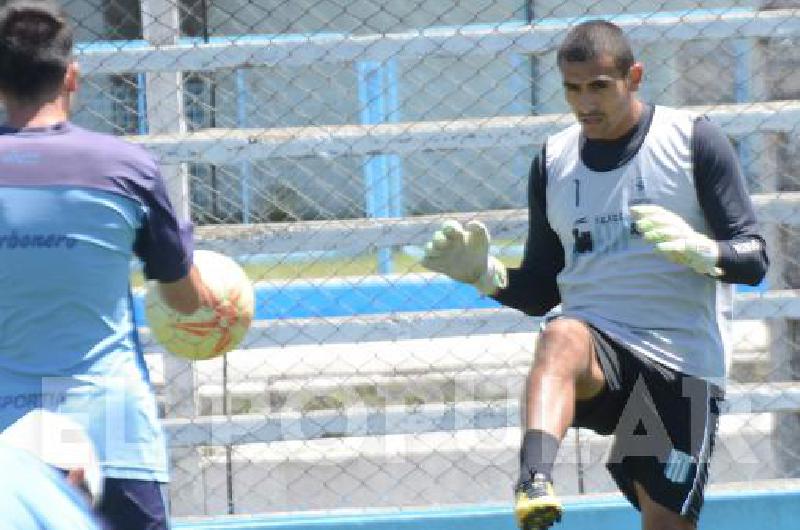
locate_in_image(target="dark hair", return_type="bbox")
[557,20,634,77]
[0,0,73,101]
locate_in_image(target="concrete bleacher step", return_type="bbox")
[166,421,788,516]
[146,319,768,387]
[162,383,800,451]
[143,319,769,416]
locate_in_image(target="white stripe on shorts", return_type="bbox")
[681,381,711,516]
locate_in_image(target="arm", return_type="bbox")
[419,146,564,316]
[692,116,769,285]
[129,163,210,314]
[492,146,564,316]
[157,265,209,314]
[631,117,769,283]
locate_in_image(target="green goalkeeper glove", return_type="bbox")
[420,219,508,295]
[630,204,722,277]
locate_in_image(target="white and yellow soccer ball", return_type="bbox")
[145,250,255,360]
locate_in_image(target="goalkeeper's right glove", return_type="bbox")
[420,219,508,296]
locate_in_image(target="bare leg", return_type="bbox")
[514,319,609,530]
[525,318,607,438]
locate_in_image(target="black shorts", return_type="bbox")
[573,326,724,524]
[96,478,169,530]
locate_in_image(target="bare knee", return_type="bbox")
[533,318,594,377]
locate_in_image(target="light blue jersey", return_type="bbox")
[0,443,101,530]
[0,122,193,481]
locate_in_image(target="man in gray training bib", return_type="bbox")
[420,19,768,530]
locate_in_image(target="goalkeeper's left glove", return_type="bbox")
[630,204,722,277]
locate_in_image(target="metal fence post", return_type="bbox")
[358,59,403,274]
[742,31,799,478]
[140,0,201,516]
[137,73,148,135]
[236,68,252,224]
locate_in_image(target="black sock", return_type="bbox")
[519,429,560,484]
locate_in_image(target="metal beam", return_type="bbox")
[194,193,800,256]
[128,102,800,164]
[77,9,800,74]
[163,382,800,446]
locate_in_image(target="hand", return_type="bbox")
[420,219,507,295]
[630,204,722,277]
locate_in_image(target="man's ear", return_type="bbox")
[627,62,643,91]
[64,61,79,93]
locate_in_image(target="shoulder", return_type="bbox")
[651,105,697,131]
[691,114,729,144]
[645,106,699,155]
[690,115,738,172]
[57,125,166,201]
[69,124,157,167]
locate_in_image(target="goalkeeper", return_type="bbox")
[421,20,767,530]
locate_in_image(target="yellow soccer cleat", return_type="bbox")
[514,473,563,530]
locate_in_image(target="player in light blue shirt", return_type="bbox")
[0,410,103,529]
[0,1,213,528]
[0,442,101,530]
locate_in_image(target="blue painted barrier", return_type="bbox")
[172,488,800,529]
[133,276,499,327]
[133,275,768,327]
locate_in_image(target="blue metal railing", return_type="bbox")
[172,487,800,530]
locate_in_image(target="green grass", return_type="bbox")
[241,252,521,282]
[132,248,522,287]
[241,252,426,280]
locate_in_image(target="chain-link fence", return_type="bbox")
[59,0,800,518]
